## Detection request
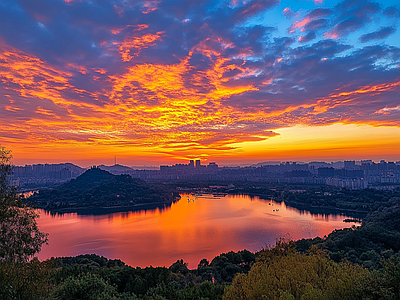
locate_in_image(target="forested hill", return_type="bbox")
[30,167,180,211]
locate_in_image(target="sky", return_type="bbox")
[0,0,399,167]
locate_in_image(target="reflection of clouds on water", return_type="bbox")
[36,193,356,268]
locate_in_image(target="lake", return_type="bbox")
[35,193,357,268]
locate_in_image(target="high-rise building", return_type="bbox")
[195,160,201,168]
[344,161,356,170]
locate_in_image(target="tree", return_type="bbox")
[52,273,120,300]
[0,146,48,262]
[223,241,369,300]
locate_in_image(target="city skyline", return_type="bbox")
[11,157,400,191]
[1,0,400,166]
[11,156,400,169]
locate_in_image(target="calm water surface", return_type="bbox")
[36,194,356,268]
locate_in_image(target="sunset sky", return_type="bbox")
[1,0,399,167]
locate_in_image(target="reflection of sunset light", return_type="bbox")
[36,194,356,268]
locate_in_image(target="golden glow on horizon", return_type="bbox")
[229,124,400,163]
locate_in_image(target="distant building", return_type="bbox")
[318,167,335,177]
[195,160,201,168]
[207,162,218,171]
[344,160,356,170]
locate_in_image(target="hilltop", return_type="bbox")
[30,167,180,212]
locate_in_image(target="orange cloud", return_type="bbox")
[66,63,87,74]
[93,68,107,74]
[311,81,400,115]
[111,24,148,35]
[118,31,164,62]
[0,49,73,106]
[293,17,311,30]
[142,0,160,14]
[35,107,61,119]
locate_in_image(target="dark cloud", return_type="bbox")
[235,0,279,20]
[383,6,400,18]
[283,7,295,18]
[306,8,332,19]
[328,0,380,38]
[299,31,317,43]
[359,26,396,43]
[334,0,380,20]
[304,19,330,32]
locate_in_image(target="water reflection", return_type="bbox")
[36,193,358,268]
[45,202,175,217]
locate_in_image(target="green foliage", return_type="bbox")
[52,272,120,300]
[0,258,54,300]
[296,200,400,267]
[169,259,189,275]
[0,146,13,192]
[360,257,400,300]
[279,186,400,213]
[196,249,255,283]
[145,280,225,300]
[224,241,369,300]
[0,147,48,262]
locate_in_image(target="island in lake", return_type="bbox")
[30,167,180,212]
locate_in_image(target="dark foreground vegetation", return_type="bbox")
[2,147,400,299]
[1,237,400,300]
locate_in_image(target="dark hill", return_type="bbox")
[66,167,114,188]
[30,167,180,212]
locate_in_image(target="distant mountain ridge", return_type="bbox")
[98,164,134,173]
[30,167,179,212]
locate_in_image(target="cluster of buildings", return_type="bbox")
[151,159,400,189]
[160,160,218,178]
[11,163,84,187]
[10,159,400,190]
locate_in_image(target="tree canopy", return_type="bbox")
[0,146,48,262]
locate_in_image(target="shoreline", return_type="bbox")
[34,198,180,215]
